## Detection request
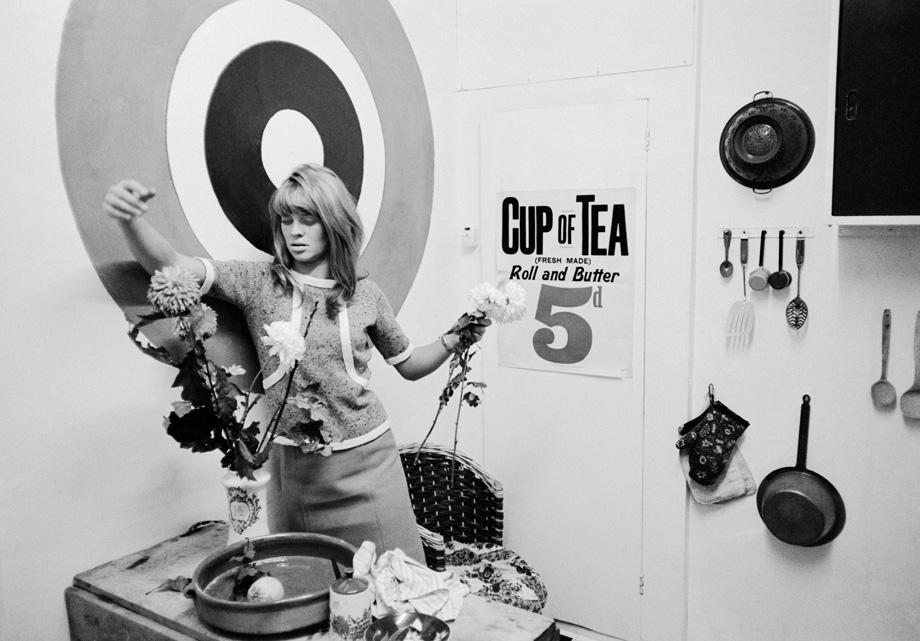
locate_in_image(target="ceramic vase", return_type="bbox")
[221,468,271,544]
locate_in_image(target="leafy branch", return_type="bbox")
[128,268,333,480]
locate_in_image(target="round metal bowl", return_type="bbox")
[364,612,450,641]
[191,532,356,635]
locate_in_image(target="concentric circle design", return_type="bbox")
[57,0,434,376]
[203,40,365,254]
[165,0,387,261]
[261,109,325,186]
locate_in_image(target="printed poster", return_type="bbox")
[496,188,636,378]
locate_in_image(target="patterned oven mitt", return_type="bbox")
[675,399,750,486]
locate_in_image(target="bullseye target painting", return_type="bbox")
[56,0,433,370]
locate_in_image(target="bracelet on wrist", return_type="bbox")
[439,333,455,353]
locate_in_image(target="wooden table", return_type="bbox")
[66,522,558,641]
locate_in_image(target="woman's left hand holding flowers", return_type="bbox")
[443,313,492,353]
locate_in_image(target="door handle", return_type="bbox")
[845,90,858,121]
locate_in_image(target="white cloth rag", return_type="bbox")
[352,541,469,621]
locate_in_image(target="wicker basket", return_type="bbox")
[398,443,504,571]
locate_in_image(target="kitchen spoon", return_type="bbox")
[748,229,771,291]
[870,309,896,410]
[785,236,808,329]
[719,229,733,278]
[768,229,792,290]
[900,311,920,419]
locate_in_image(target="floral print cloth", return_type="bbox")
[444,541,548,613]
[675,400,750,486]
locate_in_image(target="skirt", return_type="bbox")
[266,429,425,564]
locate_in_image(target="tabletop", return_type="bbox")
[66,521,558,641]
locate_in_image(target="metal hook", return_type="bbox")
[708,383,715,405]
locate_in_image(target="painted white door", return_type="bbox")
[478,100,648,639]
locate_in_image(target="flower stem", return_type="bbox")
[449,349,471,487]
[182,316,225,436]
[237,369,265,427]
[259,366,297,451]
[415,362,455,463]
[257,303,319,452]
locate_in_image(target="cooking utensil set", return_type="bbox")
[872,309,920,417]
[723,229,807,347]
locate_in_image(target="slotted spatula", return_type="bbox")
[726,232,754,348]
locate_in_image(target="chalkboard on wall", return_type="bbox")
[833,0,920,216]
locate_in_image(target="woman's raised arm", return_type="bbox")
[104,179,205,280]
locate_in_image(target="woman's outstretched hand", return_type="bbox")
[444,313,492,352]
[101,179,203,278]
[103,179,156,222]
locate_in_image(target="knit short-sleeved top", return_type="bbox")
[199,259,413,444]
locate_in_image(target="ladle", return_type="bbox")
[748,229,770,291]
[719,229,733,278]
[768,229,792,290]
[900,311,920,419]
[870,309,897,410]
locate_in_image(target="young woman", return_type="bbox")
[104,164,487,562]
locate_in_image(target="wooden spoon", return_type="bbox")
[900,311,920,418]
[871,309,896,410]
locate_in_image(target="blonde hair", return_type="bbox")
[267,164,363,315]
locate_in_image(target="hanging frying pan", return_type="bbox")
[756,395,846,547]
[720,91,815,193]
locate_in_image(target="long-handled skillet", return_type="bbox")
[757,395,846,546]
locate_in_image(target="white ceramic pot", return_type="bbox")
[221,468,271,544]
[329,576,373,641]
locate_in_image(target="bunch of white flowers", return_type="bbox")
[468,279,527,324]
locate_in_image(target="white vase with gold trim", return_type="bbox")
[221,468,270,544]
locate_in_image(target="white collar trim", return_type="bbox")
[290,271,337,289]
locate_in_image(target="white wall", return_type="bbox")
[689,1,920,640]
[0,5,229,640]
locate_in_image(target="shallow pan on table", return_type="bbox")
[191,532,356,635]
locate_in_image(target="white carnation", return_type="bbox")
[261,321,306,373]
